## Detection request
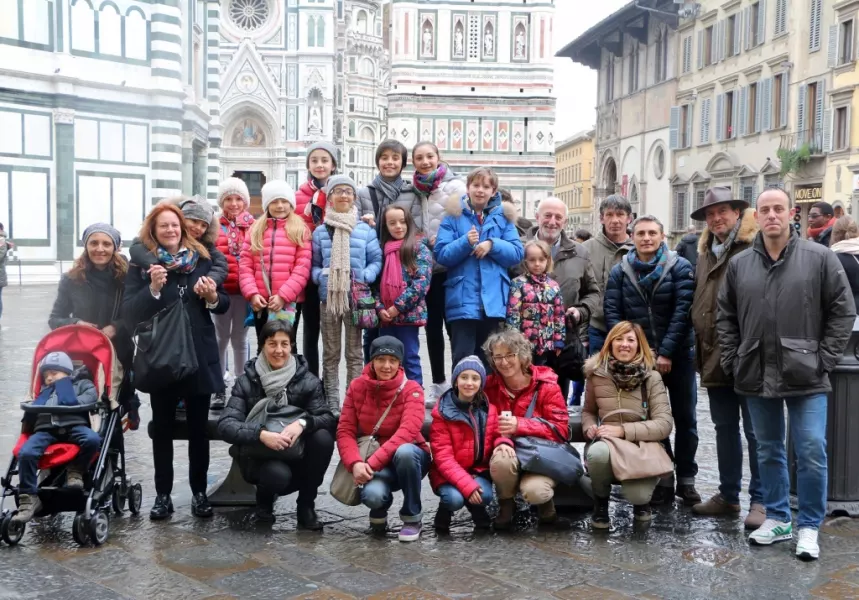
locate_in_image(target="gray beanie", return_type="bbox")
[218,177,250,209]
[40,351,74,376]
[325,174,357,197]
[179,197,216,224]
[82,222,121,250]
[306,141,339,170]
[261,180,296,213]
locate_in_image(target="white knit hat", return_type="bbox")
[261,180,296,213]
[218,177,250,209]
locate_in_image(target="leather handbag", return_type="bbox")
[556,315,587,381]
[241,402,307,462]
[597,380,674,481]
[330,379,407,505]
[513,386,584,486]
[132,279,199,393]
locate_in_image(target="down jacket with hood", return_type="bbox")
[295,180,327,232]
[429,390,513,497]
[421,169,467,243]
[376,240,432,326]
[484,366,569,441]
[604,248,695,360]
[238,220,312,305]
[358,180,424,234]
[581,355,673,443]
[336,364,429,473]
[311,220,382,300]
[433,192,524,322]
[214,211,255,295]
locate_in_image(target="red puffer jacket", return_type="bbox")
[238,219,312,304]
[484,366,569,441]
[429,390,513,496]
[336,364,429,473]
[295,180,328,231]
[215,212,255,295]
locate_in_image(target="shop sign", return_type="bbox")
[795,185,823,203]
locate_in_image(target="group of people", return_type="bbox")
[25,136,856,563]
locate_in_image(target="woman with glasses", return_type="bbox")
[311,175,382,412]
[483,328,571,531]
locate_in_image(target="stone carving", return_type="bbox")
[515,28,526,59]
[483,25,494,57]
[454,28,464,57]
[423,27,433,56]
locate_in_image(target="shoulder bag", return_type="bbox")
[597,379,674,481]
[132,276,199,393]
[513,386,584,486]
[330,378,407,505]
[350,273,380,329]
[240,400,306,462]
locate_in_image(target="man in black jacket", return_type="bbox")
[718,188,855,560]
[674,225,699,269]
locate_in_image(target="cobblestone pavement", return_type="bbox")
[1,285,858,599]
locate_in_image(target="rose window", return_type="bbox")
[228,0,270,32]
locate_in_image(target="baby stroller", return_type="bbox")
[0,325,143,546]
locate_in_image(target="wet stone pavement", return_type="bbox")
[1,285,858,599]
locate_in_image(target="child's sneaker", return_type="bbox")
[749,518,793,546]
[65,467,84,489]
[796,528,820,560]
[12,494,42,523]
[398,522,422,542]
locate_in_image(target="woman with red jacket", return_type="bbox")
[294,141,338,376]
[430,356,514,531]
[214,178,255,400]
[238,180,311,342]
[336,336,430,542]
[483,328,572,531]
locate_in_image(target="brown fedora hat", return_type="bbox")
[690,186,750,221]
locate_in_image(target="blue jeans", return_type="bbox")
[18,426,101,494]
[570,379,585,406]
[660,349,699,484]
[707,387,762,505]
[588,326,607,355]
[362,328,380,364]
[746,394,828,529]
[361,443,430,523]
[437,475,494,512]
[449,318,503,371]
[379,325,422,386]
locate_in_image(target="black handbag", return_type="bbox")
[514,386,584,486]
[132,279,199,393]
[555,315,587,381]
[241,402,306,462]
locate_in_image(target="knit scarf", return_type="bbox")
[254,353,297,405]
[381,239,406,308]
[526,272,552,302]
[373,174,404,210]
[156,246,199,273]
[627,242,667,297]
[605,357,648,392]
[808,217,837,240]
[413,163,448,196]
[307,177,328,226]
[34,377,80,407]
[324,209,356,317]
[711,216,742,260]
[221,211,254,258]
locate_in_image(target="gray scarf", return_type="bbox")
[711,217,742,260]
[246,354,297,422]
[372,174,404,210]
[323,209,357,317]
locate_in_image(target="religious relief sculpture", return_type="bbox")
[483,25,494,57]
[308,103,322,133]
[231,119,266,146]
[423,27,433,56]
[454,29,464,57]
[515,28,526,59]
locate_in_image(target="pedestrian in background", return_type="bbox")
[0,223,11,320]
[718,187,855,561]
[574,229,592,243]
[674,225,699,270]
[807,201,836,247]
[830,216,859,308]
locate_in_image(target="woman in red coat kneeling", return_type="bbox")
[430,355,514,531]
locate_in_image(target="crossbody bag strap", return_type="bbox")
[522,383,570,443]
[368,187,381,223]
[370,378,408,437]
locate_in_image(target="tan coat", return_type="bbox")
[691,209,757,388]
[581,355,673,443]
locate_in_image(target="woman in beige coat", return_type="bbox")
[582,321,673,528]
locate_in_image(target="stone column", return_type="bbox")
[181,131,195,196]
[54,108,75,261]
[206,0,223,201]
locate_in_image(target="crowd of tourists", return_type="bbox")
[33,138,857,562]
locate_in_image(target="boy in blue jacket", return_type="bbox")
[434,167,524,368]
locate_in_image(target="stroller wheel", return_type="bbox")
[112,487,126,514]
[1,512,25,546]
[127,483,143,516]
[72,512,89,546]
[89,511,109,546]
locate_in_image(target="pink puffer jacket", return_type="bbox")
[238,219,312,304]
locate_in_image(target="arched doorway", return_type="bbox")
[232,171,267,216]
[602,156,618,196]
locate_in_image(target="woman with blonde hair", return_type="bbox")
[582,321,674,529]
[830,215,859,307]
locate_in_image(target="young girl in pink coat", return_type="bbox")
[239,180,311,341]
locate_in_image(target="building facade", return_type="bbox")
[386,0,556,219]
[554,130,595,235]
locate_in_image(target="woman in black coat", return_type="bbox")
[122,202,230,521]
[218,320,336,528]
[831,216,859,309]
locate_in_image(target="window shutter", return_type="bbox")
[775,0,786,36]
[738,86,748,137]
[757,0,766,45]
[816,79,826,140]
[683,36,692,73]
[762,78,773,131]
[823,108,833,152]
[797,83,807,133]
[716,93,725,141]
[685,104,693,148]
[810,0,822,51]
[752,184,759,208]
[697,30,704,69]
[745,6,753,51]
[731,90,739,138]
[781,72,790,128]
[720,20,728,61]
[669,106,681,150]
[828,24,838,67]
[754,83,763,133]
[734,12,742,55]
[701,98,711,144]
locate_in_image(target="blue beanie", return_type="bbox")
[39,351,74,376]
[452,355,486,390]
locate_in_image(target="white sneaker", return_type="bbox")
[796,527,820,560]
[749,518,793,546]
[223,371,235,388]
[426,381,450,407]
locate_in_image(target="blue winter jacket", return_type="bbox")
[603,248,695,359]
[433,192,524,321]
[311,220,383,300]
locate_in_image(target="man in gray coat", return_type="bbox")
[717,187,856,561]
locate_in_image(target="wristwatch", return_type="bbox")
[298,418,307,429]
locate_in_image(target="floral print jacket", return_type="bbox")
[506,272,566,355]
[376,240,432,327]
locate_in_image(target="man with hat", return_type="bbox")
[689,186,766,529]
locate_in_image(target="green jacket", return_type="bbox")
[581,229,634,333]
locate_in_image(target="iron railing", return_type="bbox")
[779,129,825,154]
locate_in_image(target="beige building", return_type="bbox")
[555,130,596,234]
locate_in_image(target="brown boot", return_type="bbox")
[692,493,740,516]
[65,467,84,490]
[494,498,515,530]
[537,499,572,529]
[12,494,42,523]
[744,503,767,530]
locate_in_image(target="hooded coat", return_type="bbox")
[691,209,758,387]
[422,170,467,244]
[295,180,328,231]
[433,192,524,321]
[238,220,312,305]
[674,232,700,269]
[582,230,635,333]
[484,366,569,441]
[215,212,255,295]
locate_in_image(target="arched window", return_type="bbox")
[349,171,355,180]
[356,10,367,33]
[71,0,96,53]
[316,15,324,46]
[359,127,374,142]
[98,3,122,56]
[348,121,355,137]
[359,57,374,76]
[307,16,316,47]
[125,8,148,60]
[348,148,355,162]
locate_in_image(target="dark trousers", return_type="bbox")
[362,328,380,364]
[449,318,503,371]
[708,386,762,505]
[660,349,699,485]
[150,393,210,495]
[256,309,299,352]
[379,325,422,385]
[297,282,321,377]
[18,426,101,494]
[425,271,451,384]
[543,351,572,400]
[253,429,335,507]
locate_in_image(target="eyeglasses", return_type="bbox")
[808,212,822,218]
[332,189,355,198]
[491,353,517,364]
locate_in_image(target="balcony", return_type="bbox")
[779,129,825,156]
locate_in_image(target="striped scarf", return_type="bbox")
[324,209,356,317]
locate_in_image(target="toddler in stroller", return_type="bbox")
[14,351,101,523]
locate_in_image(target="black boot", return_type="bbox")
[210,393,226,411]
[650,485,675,507]
[633,504,653,522]
[297,503,323,531]
[191,492,213,518]
[149,494,174,521]
[675,484,701,506]
[591,497,610,529]
[434,507,452,532]
[469,506,492,530]
[255,490,276,523]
